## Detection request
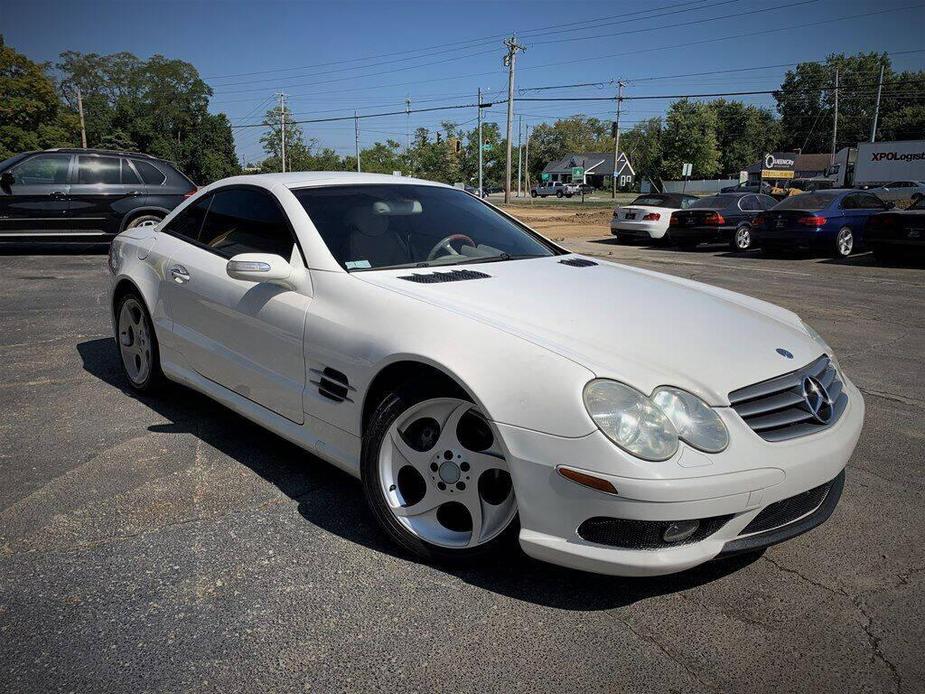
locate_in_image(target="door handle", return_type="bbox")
[169,265,190,284]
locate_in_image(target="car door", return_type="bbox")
[163,186,311,423]
[68,154,147,235]
[0,153,73,236]
[851,193,889,242]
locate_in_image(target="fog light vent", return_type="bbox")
[663,520,700,543]
[577,515,731,549]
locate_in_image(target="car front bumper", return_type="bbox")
[496,376,864,576]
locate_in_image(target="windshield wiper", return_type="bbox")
[453,253,544,265]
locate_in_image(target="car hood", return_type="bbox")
[355,255,823,405]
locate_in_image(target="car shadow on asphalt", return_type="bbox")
[0,242,109,255]
[77,337,762,611]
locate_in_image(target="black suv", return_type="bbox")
[0,149,196,240]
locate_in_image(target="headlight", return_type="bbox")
[583,380,678,461]
[651,387,728,453]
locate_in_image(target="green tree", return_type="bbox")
[708,100,780,175]
[620,117,663,185]
[55,49,239,183]
[771,52,925,152]
[0,37,78,158]
[660,99,721,179]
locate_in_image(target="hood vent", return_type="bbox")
[399,269,491,284]
[559,258,598,267]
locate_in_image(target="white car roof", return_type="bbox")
[213,171,454,190]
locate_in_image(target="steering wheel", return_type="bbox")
[426,233,477,261]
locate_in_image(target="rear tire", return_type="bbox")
[115,290,165,393]
[730,224,753,252]
[124,213,163,230]
[530,190,537,198]
[361,385,519,564]
[833,227,854,258]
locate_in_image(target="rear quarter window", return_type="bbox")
[133,160,167,185]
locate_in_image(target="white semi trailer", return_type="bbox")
[828,140,925,187]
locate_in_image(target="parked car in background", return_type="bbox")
[721,180,773,195]
[752,190,889,258]
[531,181,581,198]
[864,181,925,203]
[865,195,925,263]
[611,193,699,243]
[0,148,196,241]
[668,192,776,251]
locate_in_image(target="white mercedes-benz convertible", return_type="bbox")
[107,172,864,576]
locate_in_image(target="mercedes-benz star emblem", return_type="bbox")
[776,348,794,359]
[802,376,833,424]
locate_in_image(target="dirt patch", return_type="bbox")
[500,205,613,240]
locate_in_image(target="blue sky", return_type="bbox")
[5,0,924,163]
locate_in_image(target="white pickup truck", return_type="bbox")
[531,181,581,198]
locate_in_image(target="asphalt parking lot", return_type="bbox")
[1,239,923,693]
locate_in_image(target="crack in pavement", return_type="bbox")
[854,595,902,694]
[859,388,925,409]
[612,613,721,692]
[761,554,849,597]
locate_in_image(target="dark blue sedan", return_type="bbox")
[753,190,889,258]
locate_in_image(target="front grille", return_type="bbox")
[728,355,848,442]
[739,476,836,536]
[577,515,732,549]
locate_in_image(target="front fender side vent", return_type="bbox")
[398,269,491,283]
[559,257,598,267]
[310,367,354,403]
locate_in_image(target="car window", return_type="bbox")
[758,195,776,209]
[857,194,886,209]
[690,194,738,209]
[121,159,141,184]
[9,154,71,185]
[163,194,211,241]
[293,184,555,271]
[911,196,925,210]
[629,195,671,206]
[198,188,294,259]
[76,155,121,185]
[739,195,760,211]
[133,160,167,185]
[775,193,837,210]
[681,196,698,209]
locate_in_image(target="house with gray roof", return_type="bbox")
[542,152,635,189]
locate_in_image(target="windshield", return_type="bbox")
[293,184,556,271]
[773,193,837,210]
[690,194,739,209]
[630,195,670,206]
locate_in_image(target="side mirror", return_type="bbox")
[226,252,292,285]
[0,171,13,188]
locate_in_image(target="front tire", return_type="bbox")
[361,387,518,563]
[115,291,164,392]
[530,190,537,198]
[556,191,564,198]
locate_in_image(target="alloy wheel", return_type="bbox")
[118,298,152,385]
[735,226,751,250]
[377,398,516,549]
[836,228,854,257]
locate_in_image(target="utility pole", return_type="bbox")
[870,63,884,142]
[830,68,839,166]
[503,34,525,204]
[278,92,287,173]
[516,115,523,198]
[611,80,625,199]
[524,124,531,201]
[76,87,87,148]
[477,88,483,197]
[354,111,361,172]
[405,97,412,175]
